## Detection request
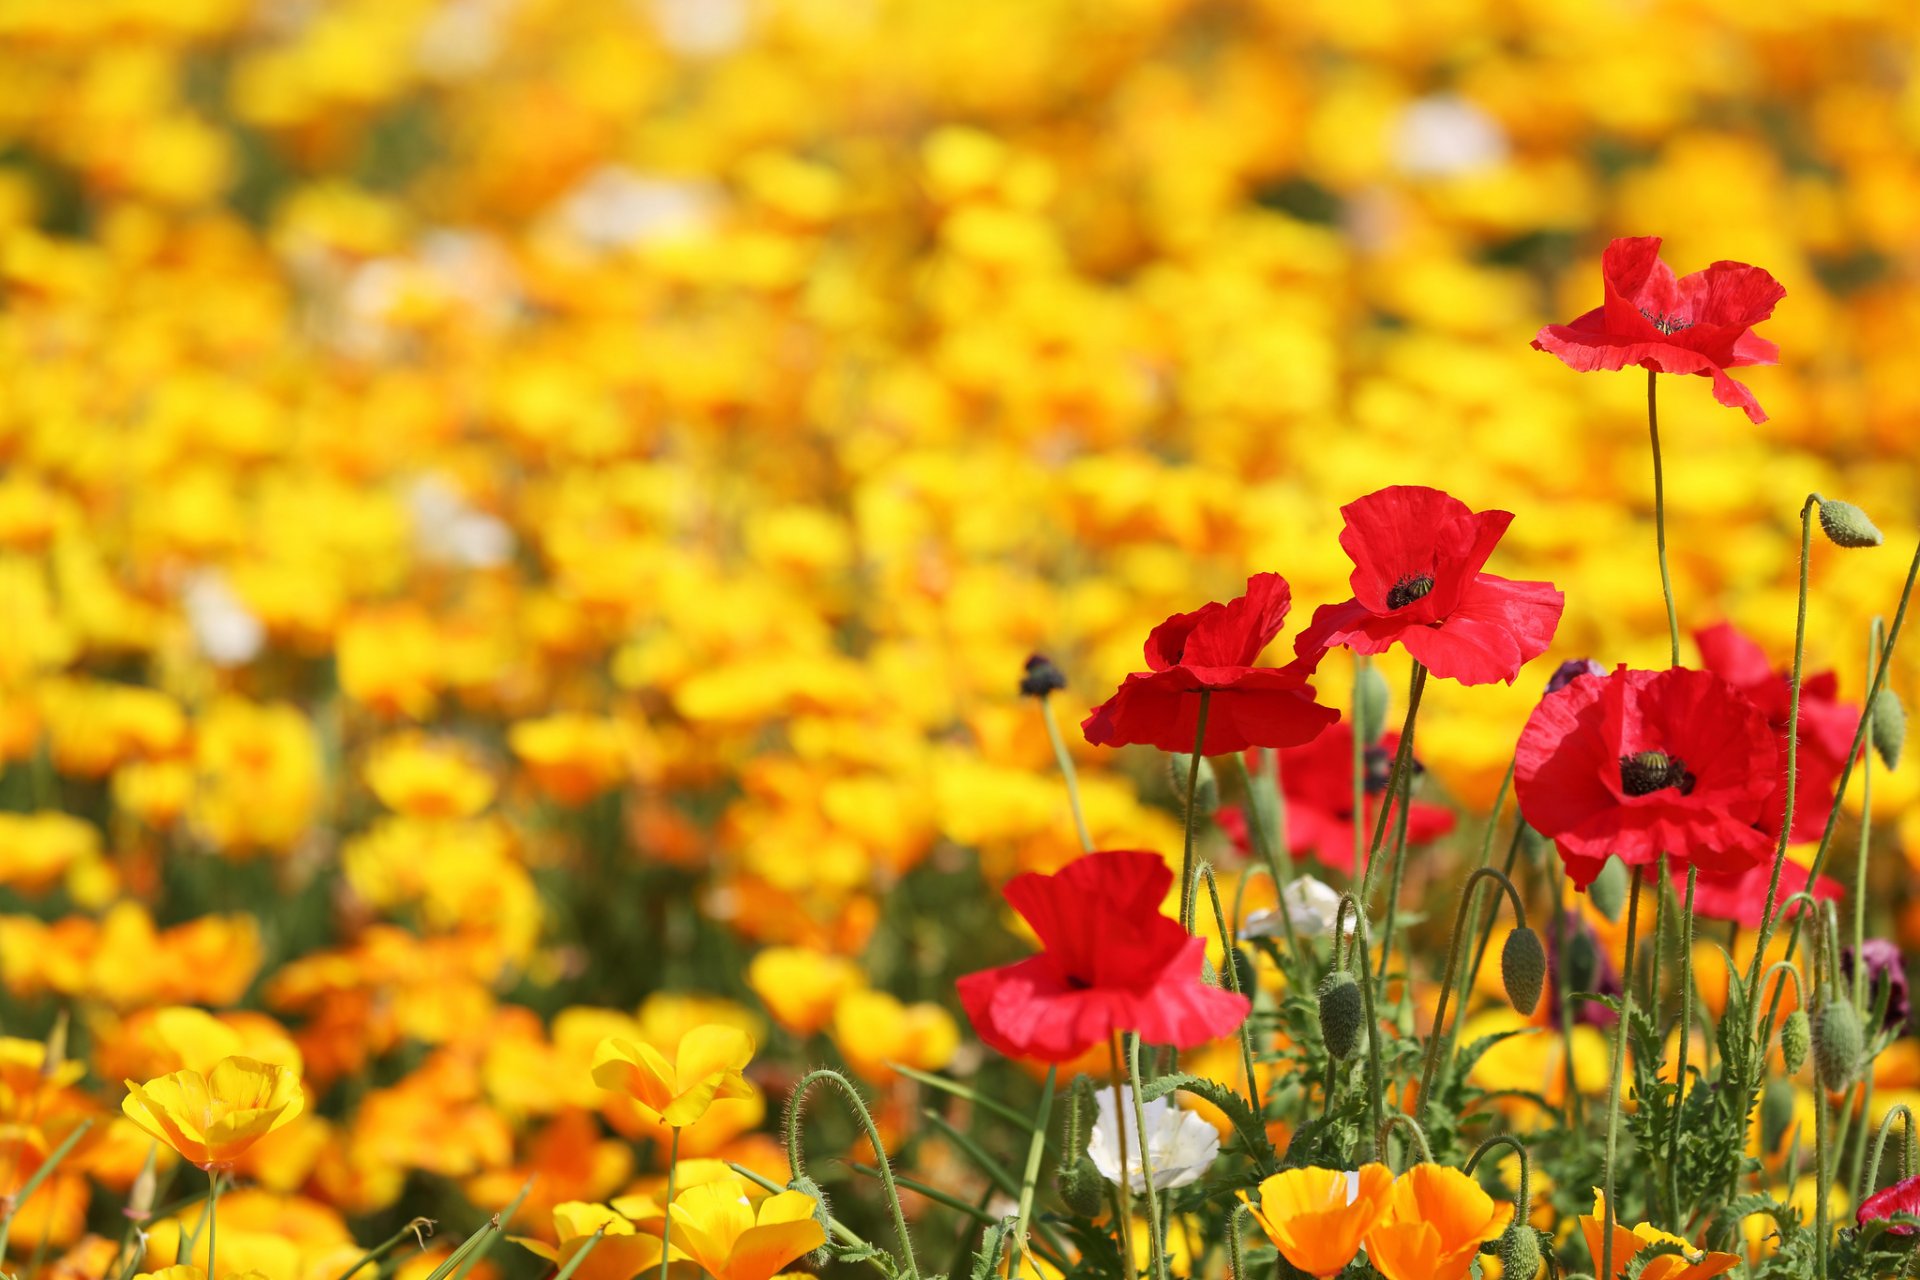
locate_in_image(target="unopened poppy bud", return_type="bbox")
[1814,995,1863,1092]
[1502,927,1546,1016]
[1055,1156,1106,1217]
[1167,753,1218,816]
[1561,926,1601,995]
[1873,688,1907,770]
[1588,856,1628,922]
[1781,1008,1810,1073]
[1760,1079,1797,1152]
[1817,497,1884,549]
[1495,1226,1541,1280]
[788,1175,834,1263]
[1355,665,1390,745]
[1019,654,1067,699]
[1317,970,1364,1061]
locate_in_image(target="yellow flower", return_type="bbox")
[591,1027,754,1128]
[512,1201,668,1280]
[667,1182,826,1280]
[1578,1191,1740,1280]
[121,1057,306,1170]
[1365,1164,1514,1280]
[829,990,958,1083]
[364,734,496,818]
[1241,1165,1393,1279]
[747,947,863,1037]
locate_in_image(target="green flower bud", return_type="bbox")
[1496,1226,1541,1280]
[1817,497,1884,550]
[1317,969,1365,1061]
[1501,926,1546,1016]
[1229,945,1257,996]
[1355,664,1391,746]
[1780,1008,1811,1074]
[1872,688,1907,770]
[1760,1079,1798,1152]
[1588,856,1629,923]
[1167,752,1218,817]
[789,1174,835,1264]
[1814,994,1863,1092]
[1562,927,1601,996]
[1055,1156,1107,1217]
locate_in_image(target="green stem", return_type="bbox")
[1464,1134,1533,1228]
[1416,866,1529,1127]
[1865,1104,1918,1196]
[1377,1114,1432,1169]
[1123,1035,1169,1280]
[1550,868,1582,1131]
[554,1229,607,1280]
[1177,691,1213,931]
[1010,1067,1056,1280]
[208,1167,221,1280]
[1040,697,1094,854]
[785,1069,921,1280]
[1647,368,1680,667]
[1106,1045,1136,1276]
[1359,663,1428,914]
[1815,957,1832,1280]
[1664,865,1696,1229]
[1375,773,1419,1019]
[1223,753,1309,977]
[1599,867,1645,1280]
[1853,620,1882,1012]
[1198,865,1264,1122]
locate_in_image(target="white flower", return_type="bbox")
[1087,1086,1219,1193]
[553,166,723,252]
[1242,876,1353,941]
[181,569,264,667]
[409,475,515,569]
[1392,94,1508,177]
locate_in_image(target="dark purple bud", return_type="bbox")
[1544,658,1605,697]
[1019,654,1067,699]
[1841,938,1909,1034]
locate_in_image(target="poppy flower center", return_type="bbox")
[1639,308,1694,335]
[1386,574,1435,610]
[1619,750,1696,797]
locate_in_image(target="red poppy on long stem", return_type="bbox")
[1082,573,1338,755]
[1858,1173,1920,1237]
[955,850,1249,1062]
[1514,666,1776,889]
[1531,236,1786,423]
[1292,487,1563,687]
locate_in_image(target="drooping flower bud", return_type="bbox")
[1760,1079,1797,1152]
[1167,752,1218,816]
[1502,927,1546,1016]
[1055,1156,1107,1217]
[1019,654,1067,699]
[1587,855,1628,922]
[1355,664,1390,745]
[1317,970,1364,1061]
[1817,497,1884,549]
[1872,688,1907,770]
[1814,994,1863,1092]
[1495,1225,1541,1280]
[1780,1008,1810,1074]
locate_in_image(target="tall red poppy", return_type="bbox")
[1531,236,1785,424]
[956,850,1249,1062]
[1216,728,1455,875]
[1514,666,1775,889]
[1695,621,1858,844]
[1683,859,1842,928]
[1082,573,1339,754]
[1291,487,1563,687]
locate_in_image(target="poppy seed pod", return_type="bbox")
[1355,664,1390,745]
[1814,995,1863,1092]
[1167,752,1218,816]
[1781,1008,1810,1074]
[1760,1079,1798,1152]
[1502,927,1546,1015]
[1588,856,1628,922]
[1873,688,1907,770]
[1019,653,1067,699]
[1056,1156,1107,1217]
[1496,1225,1541,1280]
[1817,497,1884,549]
[1317,969,1365,1060]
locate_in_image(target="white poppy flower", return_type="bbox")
[1087,1086,1219,1193]
[1242,876,1353,940]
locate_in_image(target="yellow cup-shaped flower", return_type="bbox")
[512,1201,669,1280]
[1579,1191,1740,1280]
[590,1026,754,1128]
[1365,1164,1514,1280]
[121,1056,305,1170]
[1241,1164,1393,1279]
[667,1182,826,1280]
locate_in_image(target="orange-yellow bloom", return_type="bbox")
[1578,1191,1740,1280]
[1241,1164,1393,1278]
[120,1057,306,1170]
[512,1201,668,1280]
[1365,1164,1513,1280]
[590,1027,754,1128]
[667,1182,825,1280]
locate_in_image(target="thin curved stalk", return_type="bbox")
[785,1069,921,1280]
[1599,868,1645,1280]
[1416,866,1530,1127]
[1647,369,1680,666]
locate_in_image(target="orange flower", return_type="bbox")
[1578,1191,1740,1280]
[667,1182,825,1280]
[590,1027,753,1128]
[1241,1165,1393,1278]
[1364,1164,1513,1280]
[512,1202,667,1280]
[120,1057,306,1171]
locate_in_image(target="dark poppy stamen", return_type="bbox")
[1619,750,1695,796]
[1386,574,1435,610]
[1639,308,1694,335]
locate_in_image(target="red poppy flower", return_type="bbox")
[1291,487,1563,687]
[1082,573,1339,755]
[1858,1173,1920,1236]
[1695,621,1858,843]
[1531,236,1786,424]
[955,850,1250,1062]
[1514,666,1775,889]
[1216,728,1455,875]
[1682,859,1842,928]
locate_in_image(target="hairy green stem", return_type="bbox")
[1664,864,1697,1229]
[1647,369,1680,667]
[1416,866,1529,1127]
[1359,663,1429,916]
[785,1069,921,1280]
[1010,1067,1056,1280]
[1039,696,1093,854]
[1177,691,1214,931]
[1124,1035,1169,1280]
[1599,867,1645,1280]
